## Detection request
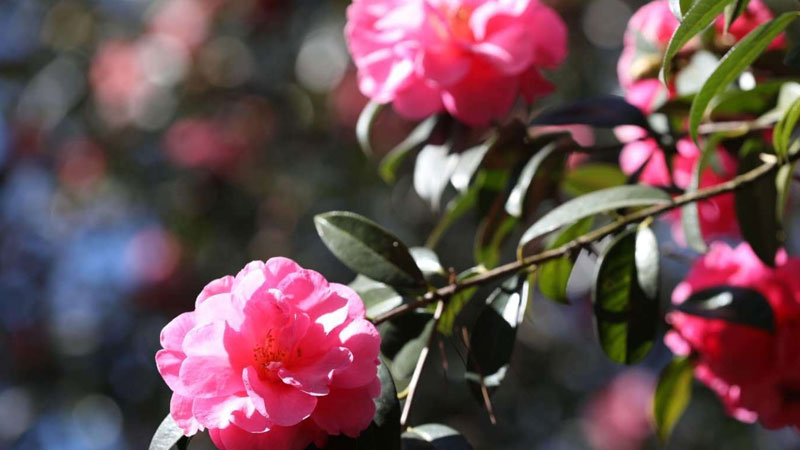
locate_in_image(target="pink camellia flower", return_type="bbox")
[618,0,782,89]
[666,242,800,429]
[345,0,568,126]
[582,370,656,450]
[616,133,738,242]
[155,258,381,449]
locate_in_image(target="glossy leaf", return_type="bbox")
[735,151,781,266]
[379,312,435,393]
[519,185,671,248]
[723,0,750,33]
[562,163,627,197]
[774,96,800,159]
[379,116,439,183]
[653,357,693,445]
[675,285,775,332]
[530,96,651,131]
[315,211,426,292]
[402,424,473,450]
[538,217,594,304]
[505,142,558,217]
[357,101,383,156]
[450,140,492,193]
[670,0,695,19]
[349,275,405,320]
[689,13,800,142]
[661,0,738,82]
[414,143,459,211]
[593,228,659,364]
[409,247,445,278]
[150,415,189,450]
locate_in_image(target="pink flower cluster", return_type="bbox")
[615,0,784,244]
[667,243,800,429]
[345,0,568,126]
[156,258,381,449]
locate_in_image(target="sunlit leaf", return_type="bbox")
[519,185,671,248]
[315,212,426,292]
[349,275,405,321]
[661,0,738,82]
[562,164,627,197]
[450,140,492,193]
[538,217,594,304]
[773,96,800,159]
[414,143,459,211]
[688,13,800,142]
[593,227,659,364]
[402,424,473,450]
[149,415,189,450]
[723,0,750,34]
[653,357,693,445]
[505,142,558,218]
[379,116,439,183]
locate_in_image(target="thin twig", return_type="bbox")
[374,149,795,325]
[400,299,445,427]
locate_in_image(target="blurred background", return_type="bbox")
[1,0,800,449]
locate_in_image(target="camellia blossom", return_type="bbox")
[666,242,800,429]
[582,370,655,450]
[345,0,568,126]
[155,258,381,450]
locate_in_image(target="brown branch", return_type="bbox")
[373,149,794,325]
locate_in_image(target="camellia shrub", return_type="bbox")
[150,0,800,448]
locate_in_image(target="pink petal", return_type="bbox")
[441,61,518,126]
[278,346,353,395]
[179,355,243,398]
[311,379,380,437]
[329,283,367,321]
[209,423,318,450]
[264,257,303,285]
[196,276,234,305]
[182,321,228,357]
[472,26,533,75]
[392,77,445,120]
[156,349,186,393]
[170,394,202,435]
[332,319,381,389]
[192,394,259,430]
[417,45,471,86]
[519,68,554,103]
[160,312,195,351]
[242,366,317,426]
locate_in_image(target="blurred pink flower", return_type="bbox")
[617,133,738,243]
[713,0,786,49]
[155,258,381,449]
[57,137,107,191]
[89,40,152,124]
[582,369,655,450]
[163,118,244,171]
[125,227,182,283]
[147,0,217,51]
[345,0,567,126]
[667,242,800,429]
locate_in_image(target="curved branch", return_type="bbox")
[373,150,793,325]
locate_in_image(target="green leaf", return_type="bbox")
[505,142,558,218]
[402,424,474,450]
[562,163,628,197]
[324,360,402,450]
[475,213,517,269]
[688,13,800,142]
[450,140,493,193]
[315,211,426,292]
[349,275,405,320]
[593,228,659,364]
[675,285,775,332]
[438,267,483,336]
[774,96,800,159]
[467,276,525,387]
[538,217,595,304]
[753,81,800,124]
[735,150,781,266]
[409,247,445,278]
[530,96,651,131]
[426,182,480,249]
[519,185,671,248]
[670,0,695,20]
[149,415,189,450]
[379,116,439,183]
[414,143,459,211]
[379,313,435,393]
[776,162,795,223]
[681,133,724,253]
[357,101,383,156]
[661,0,738,82]
[653,357,694,445]
[723,0,750,34]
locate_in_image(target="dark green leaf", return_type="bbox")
[468,276,525,384]
[475,214,517,269]
[402,424,473,450]
[653,357,693,445]
[538,217,595,304]
[380,313,435,393]
[315,211,426,292]
[357,101,383,156]
[735,151,781,266]
[661,0,738,82]
[562,164,628,197]
[379,116,439,183]
[149,415,189,450]
[519,185,671,248]
[530,96,651,131]
[438,267,483,336]
[593,228,659,364]
[774,97,800,159]
[676,285,775,332]
[505,142,558,217]
[426,182,480,249]
[689,13,800,142]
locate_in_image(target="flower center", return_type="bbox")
[252,329,285,375]
[429,3,474,42]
